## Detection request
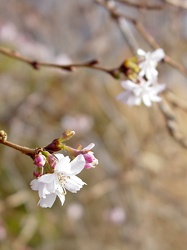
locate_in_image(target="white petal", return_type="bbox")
[30,179,40,191]
[38,183,49,198]
[54,153,65,161]
[38,193,57,208]
[38,173,55,183]
[138,68,146,77]
[56,191,66,206]
[45,180,56,193]
[55,156,71,173]
[70,155,85,175]
[70,175,86,186]
[142,94,152,107]
[121,80,136,90]
[153,84,166,93]
[64,175,86,193]
[150,95,162,102]
[83,143,95,150]
[151,48,165,62]
[137,48,146,57]
[146,69,157,81]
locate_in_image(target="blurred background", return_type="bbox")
[0,0,187,249]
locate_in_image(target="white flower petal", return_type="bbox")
[64,175,86,193]
[38,193,57,208]
[56,192,66,206]
[31,147,87,208]
[137,48,146,57]
[151,48,165,61]
[121,80,137,90]
[39,173,55,183]
[142,94,152,107]
[117,78,165,107]
[54,153,65,161]
[38,183,49,198]
[150,95,162,102]
[83,143,95,150]
[30,179,40,191]
[70,154,85,175]
[137,48,165,81]
[153,84,166,93]
[55,156,71,173]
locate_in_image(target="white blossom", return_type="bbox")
[30,154,86,208]
[137,48,165,81]
[117,79,165,107]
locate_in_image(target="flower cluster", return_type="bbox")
[30,132,98,208]
[117,48,166,107]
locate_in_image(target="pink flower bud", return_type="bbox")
[82,143,98,169]
[34,154,46,168]
[83,151,98,169]
[33,165,43,178]
[48,154,58,169]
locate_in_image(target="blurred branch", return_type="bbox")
[114,0,165,10]
[1,3,186,79]
[159,100,187,148]
[116,0,187,10]
[96,0,187,148]
[0,47,118,78]
[95,0,187,78]
[165,91,187,112]
[164,0,187,9]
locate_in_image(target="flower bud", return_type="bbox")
[79,143,98,169]
[44,130,75,153]
[48,154,58,169]
[83,151,98,169]
[33,165,43,178]
[34,153,46,167]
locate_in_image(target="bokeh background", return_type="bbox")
[0,0,187,249]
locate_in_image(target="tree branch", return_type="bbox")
[114,0,165,10]
[96,0,187,78]
[0,47,118,78]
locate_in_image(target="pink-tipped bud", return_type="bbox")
[34,153,46,168]
[81,143,98,169]
[63,143,98,169]
[33,165,43,178]
[83,151,98,169]
[33,171,42,178]
[48,154,57,169]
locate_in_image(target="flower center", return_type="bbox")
[57,173,71,195]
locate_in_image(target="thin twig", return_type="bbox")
[0,47,118,78]
[0,130,36,157]
[0,138,36,156]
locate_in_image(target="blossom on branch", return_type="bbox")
[30,154,86,208]
[117,48,166,107]
[117,78,165,107]
[137,48,165,81]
